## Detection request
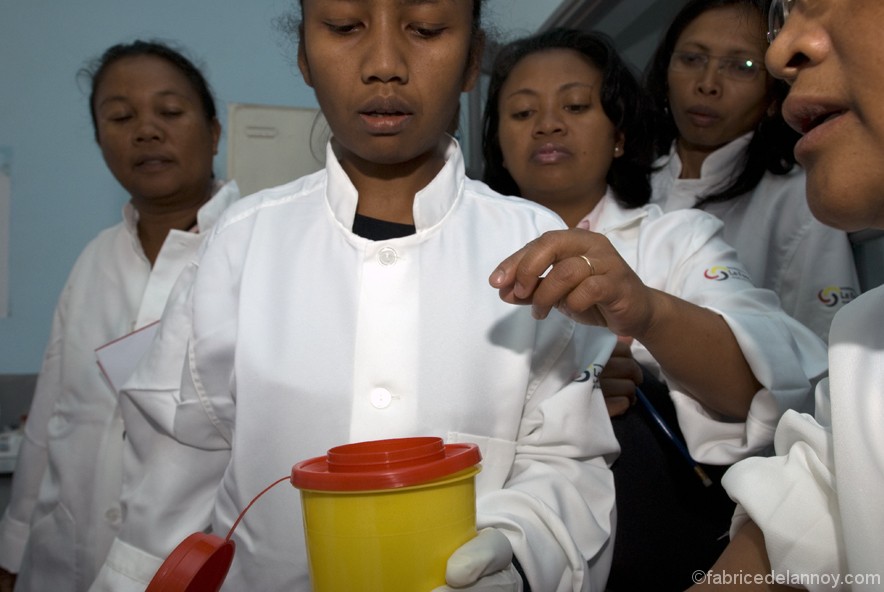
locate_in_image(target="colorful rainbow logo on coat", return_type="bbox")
[818,286,858,307]
[574,364,604,384]
[703,265,752,282]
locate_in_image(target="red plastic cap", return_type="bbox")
[290,436,481,492]
[146,533,235,592]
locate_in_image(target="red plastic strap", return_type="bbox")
[225,475,290,542]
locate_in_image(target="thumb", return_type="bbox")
[445,528,514,587]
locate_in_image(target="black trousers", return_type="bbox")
[605,371,735,591]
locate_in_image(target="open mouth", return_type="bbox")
[135,154,174,168]
[360,95,412,119]
[358,96,413,134]
[802,110,847,134]
[358,100,412,134]
[784,97,848,135]
[363,110,407,118]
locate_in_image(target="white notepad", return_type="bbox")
[95,321,160,393]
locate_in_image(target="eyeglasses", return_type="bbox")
[768,0,795,43]
[669,51,766,82]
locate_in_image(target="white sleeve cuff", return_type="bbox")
[89,537,164,592]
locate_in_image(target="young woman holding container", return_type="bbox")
[89,2,621,591]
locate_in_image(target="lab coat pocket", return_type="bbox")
[19,502,77,592]
[447,432,516,497]
[47,412,75,440]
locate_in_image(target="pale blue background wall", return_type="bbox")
[0,0,557,373]
[0,0,317,372]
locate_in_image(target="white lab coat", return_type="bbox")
[722,285,884,591]
[90,140,620,592]
[651,134,860,342]
[579,192,827,464]
[0,181,240,592]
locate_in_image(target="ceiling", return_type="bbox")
[541,0,690,68]
[485,0,690,71]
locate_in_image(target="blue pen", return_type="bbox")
[634,386,713,488]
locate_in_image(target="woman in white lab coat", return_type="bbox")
[90,2,621,591]
[480,27,826,591]
[692,1,884,589]
[645,0,859,343]
[0,41,239,592]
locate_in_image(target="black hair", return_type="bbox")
[481,27,653,209]
[643,0,800,206]
[81,40,218,142]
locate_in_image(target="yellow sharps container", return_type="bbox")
[290,437,482,592]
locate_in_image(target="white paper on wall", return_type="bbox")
[226,103,327,198]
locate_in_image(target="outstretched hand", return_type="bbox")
[489,229,662,339]
[490,229,761,420]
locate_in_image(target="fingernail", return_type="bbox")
[490,269,505,286]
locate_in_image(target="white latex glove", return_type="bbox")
[431,528,524,591]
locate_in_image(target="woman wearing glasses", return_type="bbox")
[645,0,858,343]
[599,1,853,589]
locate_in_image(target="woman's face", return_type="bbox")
[767,0,884,231]
[93,55,220,210]
[496,48,622,224]
[298,0,478,174]
[667,5,771,154]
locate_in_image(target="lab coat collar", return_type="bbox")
[324,135,464,232]
[121,179,241,236]
[121,179,241,255]
[658,132,753,190]
[578,187,650,234]
[195,180,241,232]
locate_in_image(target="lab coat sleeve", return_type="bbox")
[647,211,828,464]
[471,319,618,592]
[90,250,235,591]
[0,280,69,572]
[722,398,846,592]
[723,288,884,590]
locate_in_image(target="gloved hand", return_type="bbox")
[431,528,524,591]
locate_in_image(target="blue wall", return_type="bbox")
[0,0,319,372]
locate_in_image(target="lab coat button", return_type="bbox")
[105,507,122,524]
[369,387,392,409]
[378,247,398,266]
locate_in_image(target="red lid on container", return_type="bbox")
[145,532,234,592]
[290,436,481,492]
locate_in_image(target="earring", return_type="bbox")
[614,146,622,156]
